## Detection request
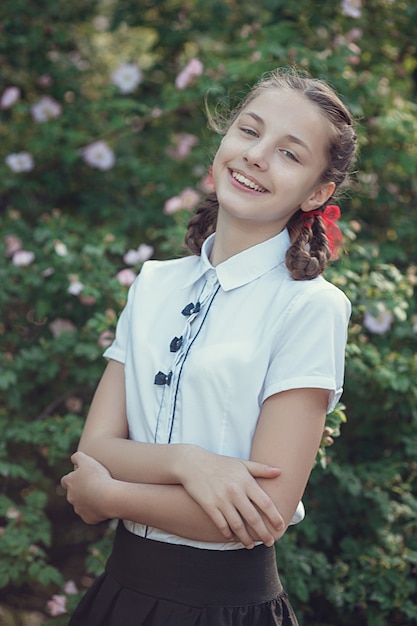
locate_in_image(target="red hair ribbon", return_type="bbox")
[301,205,343,260]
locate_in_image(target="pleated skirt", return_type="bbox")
[68,521,299,626]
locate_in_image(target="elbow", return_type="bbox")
[77,436,108,460]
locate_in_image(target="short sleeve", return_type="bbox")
[261,283,351,413]
[103,274,140,364]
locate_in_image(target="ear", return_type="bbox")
[300,181,336,212]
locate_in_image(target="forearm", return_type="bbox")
[103,478,285,544]
[110,480,224,541]
[77,358,187,485]
[79,436,190,485]
[63,450,285,547]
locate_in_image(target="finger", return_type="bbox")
[243,460,281,478]
[70,451,82,465]
[221,505,257,548]
[235,500,276,547]
[245,524,258,544]
[205,504,254,548]
[248,485,285,531]
[205,507,235,541]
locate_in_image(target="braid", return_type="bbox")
[184,191,218,255]
[286,211,331,280]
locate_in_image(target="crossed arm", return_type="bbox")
[61,359,328,548]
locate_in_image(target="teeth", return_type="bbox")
[232,171,266,192]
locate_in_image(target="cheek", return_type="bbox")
[211,145,225,183]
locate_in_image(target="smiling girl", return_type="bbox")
[61,68,357,626]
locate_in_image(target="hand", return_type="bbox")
[60,451,113,524]
[176,446,285,548]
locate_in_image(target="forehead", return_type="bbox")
[237,88,330,147]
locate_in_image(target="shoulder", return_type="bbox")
[303,275,350,307]
[132,254,199,287]
[140,254,197,275]
[282,273,351,321]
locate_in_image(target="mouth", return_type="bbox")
[230,170,268,193]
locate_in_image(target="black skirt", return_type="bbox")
[68,521,299,626]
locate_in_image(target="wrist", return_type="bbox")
[170,443,201,483]
[102,478,127,519]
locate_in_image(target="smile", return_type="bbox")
[231,171,267,193]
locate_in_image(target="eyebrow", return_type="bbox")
[240,111,313,157]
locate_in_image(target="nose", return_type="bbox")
[242,141,269,170]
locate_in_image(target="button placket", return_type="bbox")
[153,273,220,443]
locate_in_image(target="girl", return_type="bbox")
[61,67,357,625]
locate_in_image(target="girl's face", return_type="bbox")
[212,88,335,238]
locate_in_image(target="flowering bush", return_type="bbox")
[0,1,416,624]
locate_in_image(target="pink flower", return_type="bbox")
[151,107,163,118]
[123,243,154,265]
[111,63,143,94]
[341,0,362,18]
[1,86,20,109]
[81,141,115,170]
[164,187,200,214]
[68,280,84,295]
[116,268,136,286]
[348,42,361,55]
[175,58,204,90]
[4,234,22,256]
[98,330,115,348]
[54,240,68,256]
[79,294,96,306]
[166,133,199,159]
[63,579,79,595]
[180,187,200,209]
[65,397,83,413]
[346,27,363,42]
[363,309,394,334]
[46,594,67,617]
[31,96,62,122]
[5,152,34,173]
[38,74,53,87]
[49,318,76,338]
[12,250,35,266]
[6,507,21,520]
[163,195,184,214]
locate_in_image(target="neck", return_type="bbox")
[210,212,284,266]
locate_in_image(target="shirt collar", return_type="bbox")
[183,229,291,291]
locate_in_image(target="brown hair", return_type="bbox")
[185,67,357,280]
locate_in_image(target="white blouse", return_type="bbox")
[104,228,351,549]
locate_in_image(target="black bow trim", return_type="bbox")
[154,371,173,386]
[170,336,183,352]
[181,302,201,316]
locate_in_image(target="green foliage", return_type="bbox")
[0,491,63,589]
[0,0,416,623]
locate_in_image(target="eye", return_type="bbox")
[240,126,258,137]
[280,149,299,162]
